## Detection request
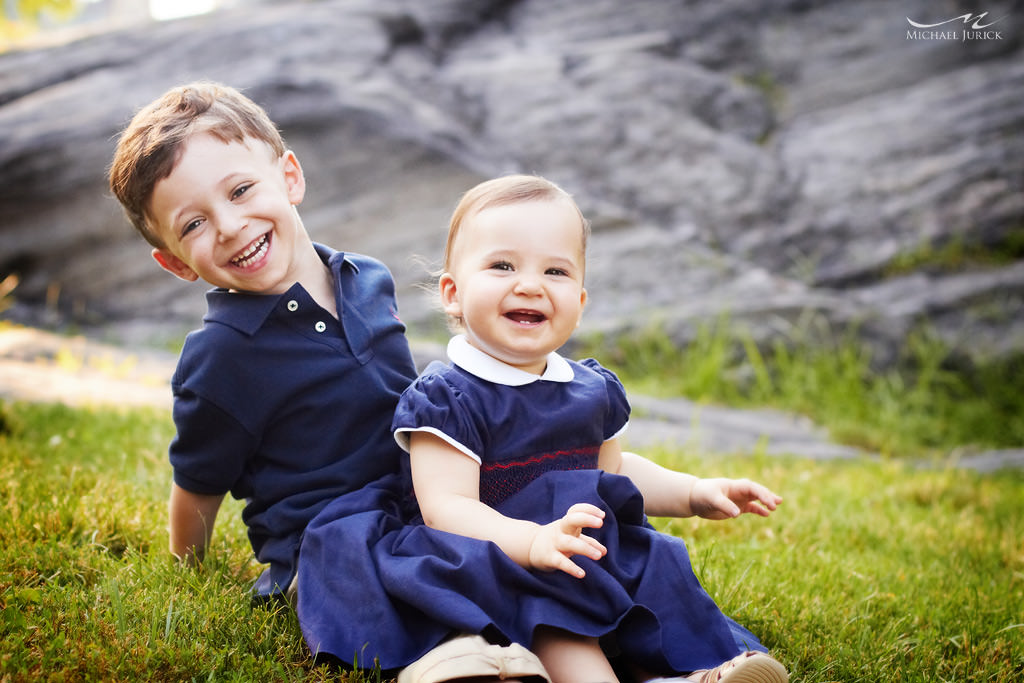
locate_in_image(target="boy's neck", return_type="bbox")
[297,243,338,319]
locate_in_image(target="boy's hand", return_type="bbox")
[689,478,782,520]
[528,503,607,578]
[168,483,225,563]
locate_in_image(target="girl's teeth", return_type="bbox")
[507,311,544,323]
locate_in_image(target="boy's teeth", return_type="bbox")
[232,235,268,267]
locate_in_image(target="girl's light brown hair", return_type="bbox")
[108,82,286,248]
[443,174,591,273]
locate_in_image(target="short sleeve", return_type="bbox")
[579,358,631,441]
[391,363,484,462]
[169,386,256,496]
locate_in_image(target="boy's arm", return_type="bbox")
[168,482,225,563]
[599,441,781,519]
[410,431,606,578]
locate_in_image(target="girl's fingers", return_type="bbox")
[560,504,605,532]
[557,556,586,579]
[565,502,605,518]
[553,537,604,576]
[558,529,606,559]
[561,512,604,533]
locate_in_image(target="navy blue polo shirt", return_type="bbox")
[168,244,417,593]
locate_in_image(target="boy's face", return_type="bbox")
[440,198,588,375]
[147,133,307,294]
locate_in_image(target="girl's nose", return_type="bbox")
[513,273,542,295]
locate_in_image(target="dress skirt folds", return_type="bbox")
[296,468,767,676]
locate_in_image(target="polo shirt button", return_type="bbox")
[314,321,326,333]
[287,300,299,312]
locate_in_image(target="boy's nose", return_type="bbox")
[215,213,247,241]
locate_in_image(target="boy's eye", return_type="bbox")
[546,267,569,277]
[181,218,203,237]
[232,183,253,200]
[489,261,513,271]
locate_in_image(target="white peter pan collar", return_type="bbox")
[447,335,575,386]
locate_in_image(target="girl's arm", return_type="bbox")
[168,482,225,563]
[410,431,607,578]
[598,439,781,519]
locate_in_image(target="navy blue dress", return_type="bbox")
[297,336,766,675]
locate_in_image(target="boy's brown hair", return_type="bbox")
[108,82,286,248]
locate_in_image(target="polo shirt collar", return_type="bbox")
[203,243,358,336]
[447,335,574,386]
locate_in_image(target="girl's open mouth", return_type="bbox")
[231,233,270,268]
[505,310,546,324]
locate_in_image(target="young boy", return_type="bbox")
[108,82,549,683]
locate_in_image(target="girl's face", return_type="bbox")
[440,197,588,375]
[146,132,307,294]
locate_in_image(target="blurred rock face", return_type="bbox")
[1,0,1022,361]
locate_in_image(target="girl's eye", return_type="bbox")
[490,261,514,271]
[546,268,569,277]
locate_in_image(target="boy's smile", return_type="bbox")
[147,133,314,296]
[440,197,588,375]
[230,232,270,269]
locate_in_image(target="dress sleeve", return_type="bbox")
[391,365,484,463]
[579,358,631,441]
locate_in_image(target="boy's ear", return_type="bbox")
[281,150,306,205]
[152,248,199,282]
[438,272,462,317]
[576,287,588,327]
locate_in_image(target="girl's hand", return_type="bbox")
[528,503,607,578]
[689,478,782,520]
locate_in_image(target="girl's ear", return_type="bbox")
[576,287,588,327]
[439,272,462,318]
[152,248,199,282]
[281,150,306,205]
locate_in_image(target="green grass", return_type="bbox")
[1,401,1021,681]
[578,320,1024,457]
[0,402,363,682]
[883,229,1024,278]
[652,448,1024,682]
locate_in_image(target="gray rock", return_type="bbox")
[942,449,1024,473]
[0,0,1021,368]
[624,394,865,460]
